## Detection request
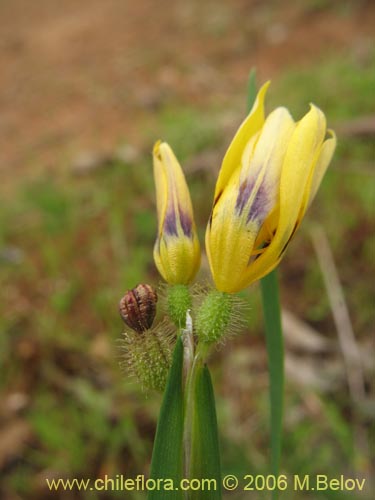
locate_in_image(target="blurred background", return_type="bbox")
[0,0,374,498]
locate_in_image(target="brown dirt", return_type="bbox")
[0,0,374,190]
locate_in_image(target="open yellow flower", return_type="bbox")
[205,82,336,293]
[153,141,201,284]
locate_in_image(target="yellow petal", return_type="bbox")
[153,140,168,235]
[295,129,337,225]
[213,81,270,202]
[278,104,326,239]
[240,104,327,285]
[308,129,337,206]
[237,107,295,221]
[206,166,260,292]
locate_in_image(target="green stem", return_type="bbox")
[183,344,209,478]
[247,68,284,499]
[261,270,284,498]
[183,353,200,478]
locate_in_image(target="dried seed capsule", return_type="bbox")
[119,284,158,333]
[120,318,175,392]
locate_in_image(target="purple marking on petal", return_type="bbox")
[179,206,192,237]
[235,180,255,215]
[164,209,178,236]
[235,178,270,223]
[163,206,193,237]
[246,184,270,223]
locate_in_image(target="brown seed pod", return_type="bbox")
[119,284,158,333]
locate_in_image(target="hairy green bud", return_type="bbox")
[195,290,233,344]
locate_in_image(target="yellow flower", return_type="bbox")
[153,141,201,284]
[205,82,336,293]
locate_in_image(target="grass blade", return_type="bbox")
[189,363,222,500]
[148,337,185,499]
[247,68,257,112]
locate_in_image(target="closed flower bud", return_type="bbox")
[153,141,201,285]
[195,290,246,344]
[119,284,158,333]
[205,82,336,293]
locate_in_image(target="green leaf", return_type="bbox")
[189,363,222,500]
[260,270,284,500]
[148,337,185,500]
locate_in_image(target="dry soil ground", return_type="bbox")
[1,0,374,190]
